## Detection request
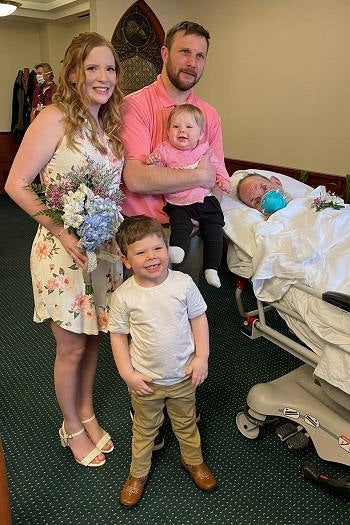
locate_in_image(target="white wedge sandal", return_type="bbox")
[59,423,106,467]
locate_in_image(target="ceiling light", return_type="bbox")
[0,1,21,17]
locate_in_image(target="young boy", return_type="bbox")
[146,104,231,288]
[109,215,217,508]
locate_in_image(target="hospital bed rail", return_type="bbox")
[235,278,318,367]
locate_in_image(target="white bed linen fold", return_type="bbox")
[251,187,350,302]
[278,287,350,394]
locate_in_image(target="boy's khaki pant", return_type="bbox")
[130,378,203,478]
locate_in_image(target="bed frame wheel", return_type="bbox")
[235,405,266,440]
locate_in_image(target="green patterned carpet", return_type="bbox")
[1,194,350,524]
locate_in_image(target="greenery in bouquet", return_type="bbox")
[29,155,124,294]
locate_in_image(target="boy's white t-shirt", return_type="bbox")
[108,269,207,386]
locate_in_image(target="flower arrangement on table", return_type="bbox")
[30,155,124,294]
[312,190,345,212]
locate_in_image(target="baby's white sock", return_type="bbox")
[168,246,185,264]
[205,269,221,288]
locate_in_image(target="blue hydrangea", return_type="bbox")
[77,197,118,251]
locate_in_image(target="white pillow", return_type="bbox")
[230,169,310,200]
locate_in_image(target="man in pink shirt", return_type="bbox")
[120,20,229,282]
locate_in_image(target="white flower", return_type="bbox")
[61,184,94,229]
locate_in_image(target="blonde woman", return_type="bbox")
[5,32,124,467]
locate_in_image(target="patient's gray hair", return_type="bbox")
[236,173,270,201]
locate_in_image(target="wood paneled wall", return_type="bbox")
[0,437,11,525]
[0,133,21,195]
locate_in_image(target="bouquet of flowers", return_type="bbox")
[30,155,124,294]
[312,190,344,212]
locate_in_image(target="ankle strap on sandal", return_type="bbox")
[66,427,85,440]
[81,414,96,424]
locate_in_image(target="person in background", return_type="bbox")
[5,32,124,467]
[146,103,231,288]
[109,215,217,508]
[120,20,228,284]
[30,62,57,122]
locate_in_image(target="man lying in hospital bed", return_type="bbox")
[222,169,350,396]
[221,169,350,490]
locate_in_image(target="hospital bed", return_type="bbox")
[221,169,350,494]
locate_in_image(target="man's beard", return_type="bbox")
[166,64,201,91]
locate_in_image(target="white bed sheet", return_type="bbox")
[277,287,350,394]
[222,169,350,394]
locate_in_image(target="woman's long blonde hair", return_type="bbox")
[54,32,124,158]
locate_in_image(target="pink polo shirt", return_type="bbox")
[120,75,228,223]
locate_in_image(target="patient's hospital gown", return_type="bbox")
[30,127,124,335]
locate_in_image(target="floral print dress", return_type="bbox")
[30,127,124,335]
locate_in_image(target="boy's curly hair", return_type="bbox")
[116,215,168,256]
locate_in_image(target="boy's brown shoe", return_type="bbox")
[180,457,218,491]
[119,475,148,508]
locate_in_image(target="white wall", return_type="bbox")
[1,19,41,131]
[0,16,89,134]
[196,0,350,176]
[2,1,350,176]
[92,0,350,176]
[46,18,91,77]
